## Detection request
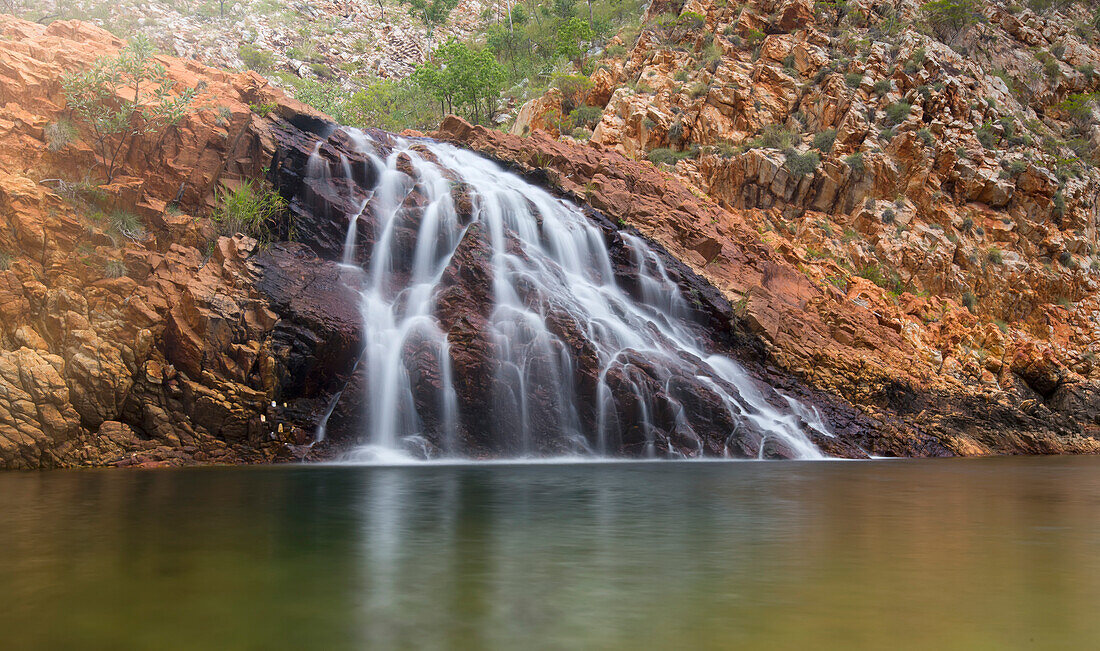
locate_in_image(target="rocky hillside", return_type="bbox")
[509,0,1100,450]
[15,0,495,79]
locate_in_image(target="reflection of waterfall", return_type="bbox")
[306,128,826,460]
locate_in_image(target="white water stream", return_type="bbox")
[310,129,825,460]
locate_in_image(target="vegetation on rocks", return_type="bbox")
[213,180,287,246]
[61,34,195,182]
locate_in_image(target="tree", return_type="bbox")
[556,16,593,63]
[401,0,461,54]
[62,34,196,183]
[921,0,983,43]
[411,40,505,124]
[1056,93,1098,130]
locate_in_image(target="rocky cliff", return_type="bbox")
[505,0,1100,454]
[0,16,365,467]
[1,3,1098,468]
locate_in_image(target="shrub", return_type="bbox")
[249,101,277,117]
[782,54,797,75]
[962,290,977,311]
[570,105,603,129]
[62,35,196,183]
[885,102,911,126]
[213,180,287,246]
[0,250,11,271]
[917,128,935,147]
[1052,191,1065,219]
[648,148,678,165]
[552,74,593,112]
[976,122,997,149]
[785,150,821,178]
[238,44,275,72]
[341,77,441,131]
[904,48,926,74]
[688,82,710,98]
[104,259,127,278]
[1058,250,1073,266]
[1004,159,1027,177]
[986,247,1003,264]
[1056,93,1098,130]
[922,0,983,43]
[873,79,892,96]
[745,28,765,47]
[812,128,837,152]
[845,72,864,88]
[108,211,146,242]
[882,209,896,224]
[961,217,973,231]
[45,119,77,152]
[756,124,798,150]
[844,151,865,174]
[668,119,684,144]
[570,127,591,140]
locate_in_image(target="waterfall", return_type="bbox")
[303,128,827,461]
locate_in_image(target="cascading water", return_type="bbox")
[301,127,829,461]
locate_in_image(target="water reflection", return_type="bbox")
[2,458,1100,649]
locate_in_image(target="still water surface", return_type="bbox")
[3,456,1099,649]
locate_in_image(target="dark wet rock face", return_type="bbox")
[265,120,881,461]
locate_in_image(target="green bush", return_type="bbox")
[922,0,983,43]
[962,290,977,311]
[239,44,275,72]
[844,72,863,88]
[917,128,935,146]
[755,124,798,150]
[340,78,442,131]
[213,180,287,246]
[812,128,837,152]
[552,73,593,111]
[0,250,11,271]
[885,102,911,126]
[976,122,997,149]
[844,151,865,174]
[904,48,926,74]
[785,150,821,178]
[986,247,1003,264]
[873,79,892,96]
[1052,191,1066,219]
[648,148,675,164]
[249,101,277,117]
[570,105,603,129]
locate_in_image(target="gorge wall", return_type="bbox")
[0,7,1097,468]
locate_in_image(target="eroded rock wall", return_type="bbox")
[0,17,360,467]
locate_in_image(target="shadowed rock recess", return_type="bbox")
[0,11,1097,468]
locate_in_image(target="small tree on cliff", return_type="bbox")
[62,34,196,184]
[921,0,983,43]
